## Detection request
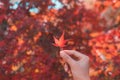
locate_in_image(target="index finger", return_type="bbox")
[60,50,86,59]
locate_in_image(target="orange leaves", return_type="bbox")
[26,50,33,55]
[113,1,120,8]
[11,63,22,72]
[17,37,24,46]
[10,25,17,32]
[89,28,120,78]
[53,32,67,48]
[90,68,102,76]
[90,32,101,38]
[1,0,120,79]
[11,65,19,71]
[33,32,42,42]
[34,68,40,73]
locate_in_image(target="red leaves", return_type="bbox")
[53,32,67,48]
[0,0,120,80]
[0,2,7,24]
[0,14,6,23]
[0,2,4,9]
[0,40,5,47]
[89,28,120,79]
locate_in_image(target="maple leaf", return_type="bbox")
[53,32,67,48]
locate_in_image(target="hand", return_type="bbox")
[60,50,90,80]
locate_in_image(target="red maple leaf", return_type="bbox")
[53,32,67,48]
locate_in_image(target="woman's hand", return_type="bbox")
[60,50,90,80]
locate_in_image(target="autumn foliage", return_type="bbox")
[0,0,120,80]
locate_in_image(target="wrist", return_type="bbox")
[73,75,90,80]
[74,77,90,80]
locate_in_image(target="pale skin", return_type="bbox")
[60,50,90,80]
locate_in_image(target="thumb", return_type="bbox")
[60,51,74,66]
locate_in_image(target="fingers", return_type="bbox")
[60,50,90,80]
[62,50,86,59]
[60,51,75,66]
[64,63,69,72]
[60,50,89,62]
[64,63,72,77]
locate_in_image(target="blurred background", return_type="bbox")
[0,0,120,80]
